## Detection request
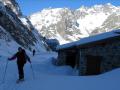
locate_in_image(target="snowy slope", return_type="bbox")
[0,1,47,53]
[0,26,20,56]
[0,52,119,90]
[29,3,120,44]
[19,16,47,52]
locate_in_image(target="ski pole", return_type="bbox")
[30,63,35,80]
[2,60,8,83]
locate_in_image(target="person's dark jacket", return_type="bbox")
[8,50,31,64]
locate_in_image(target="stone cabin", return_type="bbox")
[56,29,120,75]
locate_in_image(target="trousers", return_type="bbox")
[17,62,25,79]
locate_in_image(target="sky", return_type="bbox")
[16,0,120,16]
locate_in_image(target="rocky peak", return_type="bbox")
[0,0,22,16]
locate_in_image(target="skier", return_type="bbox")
[33,49,36,56]
[8,47,31,83]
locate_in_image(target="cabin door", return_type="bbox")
[86,55,101,75]
[66,51,76,68]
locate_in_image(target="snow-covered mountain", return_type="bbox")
[0,0,47,54]
[29,3,120,44]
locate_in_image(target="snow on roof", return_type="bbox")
[57,29,120,50]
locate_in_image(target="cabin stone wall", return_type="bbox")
[79,40,120,75]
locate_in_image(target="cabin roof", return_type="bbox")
[56,29,120,50]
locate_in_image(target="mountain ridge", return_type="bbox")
[29,3,120,44]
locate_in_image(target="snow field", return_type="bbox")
[0,52,119,90]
